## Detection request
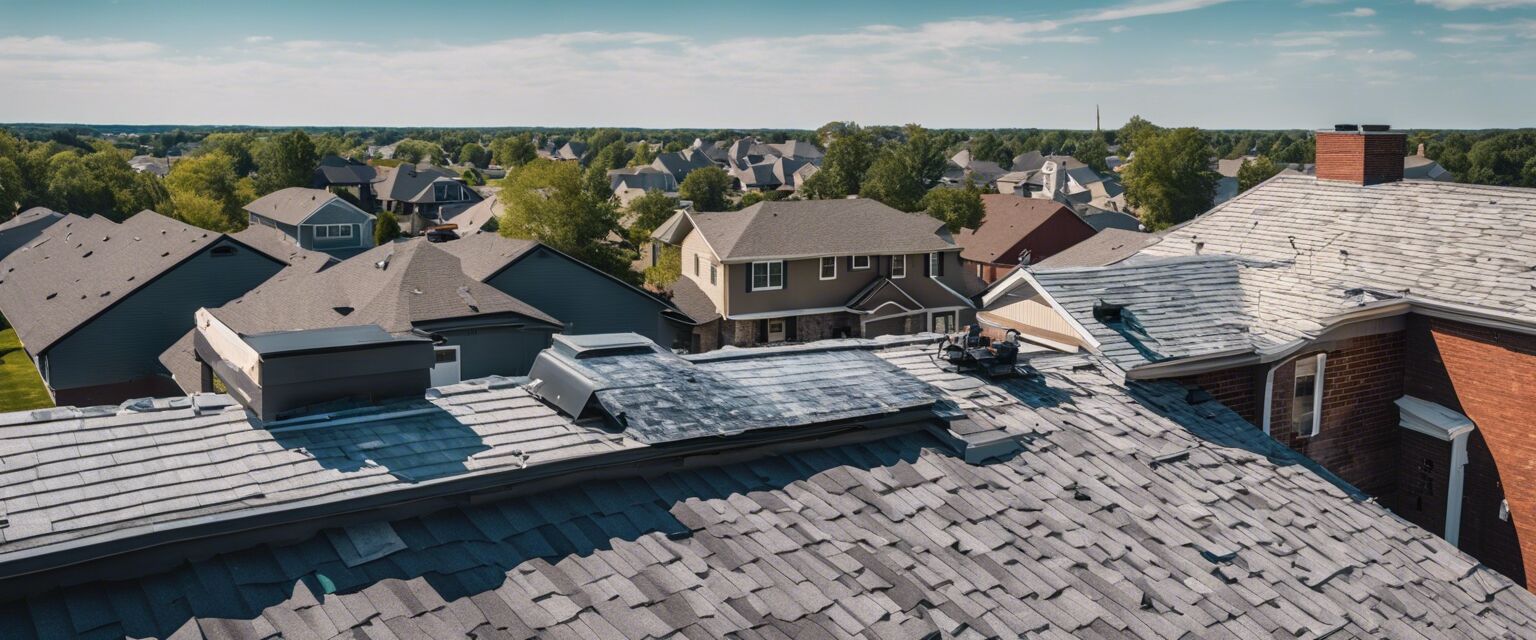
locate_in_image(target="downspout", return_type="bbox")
[1446,431,1470,547]
[1260,360,1281,435]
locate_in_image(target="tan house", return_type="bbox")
[653,199,981,351]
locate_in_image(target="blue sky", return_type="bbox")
[1,0,1533,129]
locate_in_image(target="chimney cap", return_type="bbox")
[1326,124,1394,134]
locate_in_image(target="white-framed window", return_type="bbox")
[892,255,906,279]
[977,263,984,278]
[709,263,717,285]
[314,224,354,239]
[927,252,943,278]
[1291,353,1326,437]
[820,256,837,280]
[851,255,871,270]
[751,260,783,291]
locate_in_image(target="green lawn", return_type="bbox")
[0,328,52,413]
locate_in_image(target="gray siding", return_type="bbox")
[42,239,285,393]
[727,250,971,316]
[485,246,677,345]
[439,325,554,379]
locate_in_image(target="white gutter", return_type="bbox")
[1395,395,1476,547]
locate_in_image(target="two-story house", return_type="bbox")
[980,123,1536,589]
[652,199,981,351]
[372,164,482,233]
[244,187,376,259]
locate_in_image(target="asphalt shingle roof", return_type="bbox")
[1035,228,1159,268]
[3,340,1533,638]
[1139,174,1536,318]
[243,187,372,227]
[690,199,957,263]
[957,195,1090,265]
[0,211,226,355]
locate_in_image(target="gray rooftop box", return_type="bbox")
[192,309,435,422]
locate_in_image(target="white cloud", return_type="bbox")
[1070,0,1234,23]
[0,36,160,58]
[1336,7,1377,16]
[1437,19,1536,42]
[1342,48,1416,61]
[1268,27,1381,46]
[1417,0,1536,8]
[243,35,273,44]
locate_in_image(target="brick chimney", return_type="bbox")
[1315,124,1406,185]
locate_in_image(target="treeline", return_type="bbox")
[0,129,327,231]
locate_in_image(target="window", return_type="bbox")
[751,260,783,290]
[694,253,700,276]
[210,246,237,257]
[851,255,871,270]
[927,252,944,277]
[1291,353,1326,437]
[891,255,906,279]
[709,263,717,285]
[314,224,354,239]
[820,256,837,280]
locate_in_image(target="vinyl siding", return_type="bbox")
[41,239,285,393]
[438,325,554,379]
[680,230,724,311]
[484,246,677,345]
[726,250,970,317]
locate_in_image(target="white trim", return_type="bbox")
[983,270,1101,350]
[1260,360,1280,435]
[727,305,848,321]
[891,255,906,279]
[819,256,837,280]
[851,255,871,270]
[750,260,783,291]
[1394,395,1476,547]
[927,252,941,278]
[862,300,915,318]
[716,248,955,264]
[1299,352,1325,438]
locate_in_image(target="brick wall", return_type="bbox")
[1265,331,1405,498]
[1315,131,1405,185]
[1404,315,1534,587]
[1176,366,1261,426]
[1393,429,1453,536]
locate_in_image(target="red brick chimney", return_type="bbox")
[1314,124,1406,185]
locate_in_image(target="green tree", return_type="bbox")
[587,128,624,151]
[45,152,115,216]
[678,166,732,211]
[254,130,318,194]
[199,133,257,175]
[589,140,633,171]
[1117,116,1162,156]
[629,142,656,168]
[458,143,489,167]
[1077,134,1111,174]
[920,179,985,232]
[375,210,402,244]
[390,139,443,165]
[490,135,537,168]
[1122,127,1219,230]
[165,151,245,231]
[645,245,681,289]
[799,125,873,199]
[461,168,485,186]
[626,189,680,245]
[0,156,22,218]
[1236,156,1281,193]
[498,159,635,282]
[860,148,926,212]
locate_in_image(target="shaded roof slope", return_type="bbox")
[211,239,557,336]
[0,211,230,355]
[958,195,1093,264]
[690,199,956,262]
[3,341,1533,638]
[1035,228,1160,268]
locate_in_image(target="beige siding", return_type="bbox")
[681,229,726,311]
[980,282,1085,349]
